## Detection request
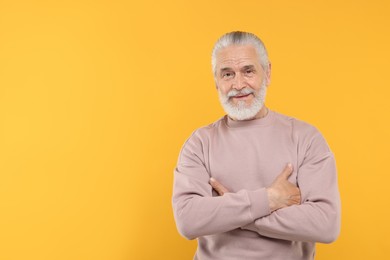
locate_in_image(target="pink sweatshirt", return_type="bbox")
[172,110,341,260]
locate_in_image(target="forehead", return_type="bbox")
[216,44,260,69]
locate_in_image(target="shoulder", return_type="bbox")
[272,110,331,153]
[272,110,321,138]
[179,116,225,153]
[188,116,226,140]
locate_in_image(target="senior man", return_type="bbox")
[172,31,340,260]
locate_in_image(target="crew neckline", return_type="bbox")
[224,109,275,128]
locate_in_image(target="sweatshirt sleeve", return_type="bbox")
[241,129,341,243]
[172,130,271,240]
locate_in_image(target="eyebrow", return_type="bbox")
[219,67,233,72]
[241,65,256,71]
[219,65,256,72]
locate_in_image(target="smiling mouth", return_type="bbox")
[232,93,251,99]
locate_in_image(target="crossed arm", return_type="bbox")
[173,133,340,242]
[210,163,301,212]
[209,159,340,243]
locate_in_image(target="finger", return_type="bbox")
[289,194,301,200]
[209,177,229,196]
[288,192,302,204]
[210,178,229,195]
[288,196,301,205]
[278,163,293,180]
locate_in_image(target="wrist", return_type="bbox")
[266,187,278,212]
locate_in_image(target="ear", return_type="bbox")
[265,62,272,86]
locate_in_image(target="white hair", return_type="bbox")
[218,81,268,121]
[211,31,269,76]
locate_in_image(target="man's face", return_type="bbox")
[215,44,270,120]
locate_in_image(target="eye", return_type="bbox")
[245,69,255,75]
[222,72,234,79]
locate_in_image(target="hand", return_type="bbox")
[209,163,301,212]
[267,163,301,212]
[209,177,229,196]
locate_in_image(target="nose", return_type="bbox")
[232,73,245,90]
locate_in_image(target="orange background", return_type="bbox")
[0,0,389,259]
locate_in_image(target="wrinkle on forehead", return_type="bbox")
[218,57,256,67]
[216,45,260,70]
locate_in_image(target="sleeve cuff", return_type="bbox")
[247,188,271,220]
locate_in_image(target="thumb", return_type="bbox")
[278,163,293,180]
[210,177,229,195]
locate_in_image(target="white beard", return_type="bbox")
[218,83,267,121]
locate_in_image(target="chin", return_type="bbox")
[219,87,267,121]
[225,104,262,121]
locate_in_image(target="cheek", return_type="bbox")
[248,79,263,90]
[217,82,230,95]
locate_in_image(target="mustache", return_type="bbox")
[227,88,255,98]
